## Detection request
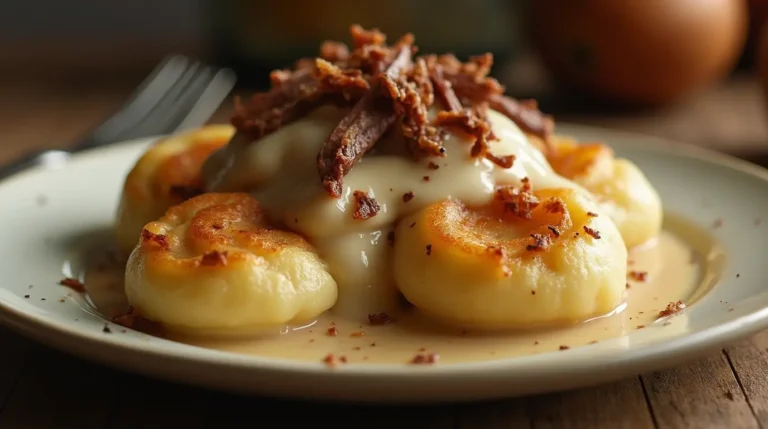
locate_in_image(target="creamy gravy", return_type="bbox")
[202,106,588,318]
[83,215,724,365]
[88,104,723,365]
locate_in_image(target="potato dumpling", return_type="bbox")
[115,125,234,255]
[125,193,338,335]
[394,188,627,329]
[531,135,662,249]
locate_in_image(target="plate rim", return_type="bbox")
[1,123,768,398]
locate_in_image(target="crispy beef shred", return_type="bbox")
[232,70,325,140]
[583,225,602,239]
[495,177,539,219]
[410,352,440,365]
[526,233,552,252]
[319,46,413,197]
[230,24,555,198]
[431,53,555,148]
[368,312,395,325]
[658,300,687,318]
[352,190,381,220]
[110,306,162,334]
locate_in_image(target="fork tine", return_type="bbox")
[75,55,236,150]
[121,60,205,139]
[122,60,236,140]
[160,66,224,132]
[140,64,213,136]
[172,67,236,133]
[89,55,190,142]
[159,66,217,132]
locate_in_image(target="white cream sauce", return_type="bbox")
[203,106,585,318]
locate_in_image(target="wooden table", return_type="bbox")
[2,73,768,428]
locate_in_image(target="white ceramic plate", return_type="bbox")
[1,124,767,403]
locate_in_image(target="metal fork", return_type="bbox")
[0,54,237,179]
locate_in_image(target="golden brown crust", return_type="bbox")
[123,136,229,204]
[115,125,236,257]
[139,193,316,274]
[538,136,614,179]
[422,188,600,276]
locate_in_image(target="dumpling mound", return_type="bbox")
[532,135,662,249]
[393,187,627,329]
[125,193,338,335]
[114,125,234,256]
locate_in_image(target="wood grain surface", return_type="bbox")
[0,72,767,428]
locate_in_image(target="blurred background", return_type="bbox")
[2,0,768,163]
